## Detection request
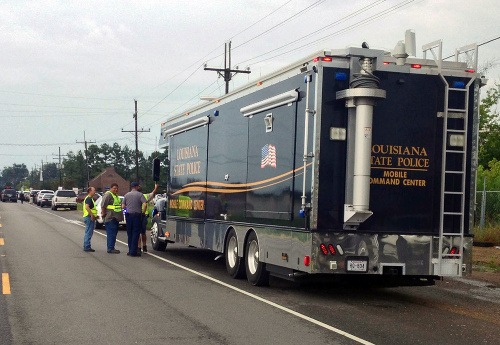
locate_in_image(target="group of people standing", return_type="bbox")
[82,181,158,256]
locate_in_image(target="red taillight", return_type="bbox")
[411,64,422,69]
[304,255,311,266]
[328,244,336,255]
[449,247,459,255]
[383,61,391,65]
[319,243,328,255]
[465,69,475,73]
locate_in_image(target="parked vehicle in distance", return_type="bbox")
[36,190,54,206]
[39,193,54,207]
[23,191,30,200]
[1,189,17,202]
[51,190,77,210]
[94,195,126,229]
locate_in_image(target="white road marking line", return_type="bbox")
[34,205,374,345]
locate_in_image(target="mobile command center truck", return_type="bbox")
[153,33,484,286]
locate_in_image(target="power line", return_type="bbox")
[232,0,326,50]
[243,0,416,67]
[235,0,387,66]
[443,36,500,60]
[0,90,132,102]
[228,0,293,41]
[0,101,130,112]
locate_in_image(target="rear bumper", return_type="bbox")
[310,233,472,277]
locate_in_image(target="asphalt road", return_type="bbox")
[0,201,499,345]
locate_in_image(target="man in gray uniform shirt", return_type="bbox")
[122,182,147,257]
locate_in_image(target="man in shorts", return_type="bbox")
[137,183,158,253]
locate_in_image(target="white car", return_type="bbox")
[94,195,126,229]
[39,193,55,208]
[51,190,77,210]
[37,190,54,206]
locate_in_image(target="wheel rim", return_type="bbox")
[227,236,238,268]
[150,223,158,245]
[247,240,259,275]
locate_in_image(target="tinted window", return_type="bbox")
[57,191,76,197]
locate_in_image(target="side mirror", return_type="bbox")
[152,158,161,182]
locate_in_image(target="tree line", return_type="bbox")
[0,144,169,193]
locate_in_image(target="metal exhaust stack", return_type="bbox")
[336,53,386,229]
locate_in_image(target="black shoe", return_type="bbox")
[107,249,120,254]
[142,246,147,253]
[84,248,95,252]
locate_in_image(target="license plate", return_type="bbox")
[346,258,368,272]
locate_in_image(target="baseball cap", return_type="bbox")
[131,182,139,187]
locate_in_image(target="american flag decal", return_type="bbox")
[261,144,277,168]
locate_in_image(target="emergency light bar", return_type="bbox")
[162,116,210,138]
[240,89,299,117]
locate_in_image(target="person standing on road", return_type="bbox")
[83,187,97,252]
[137,183,159,253]
[122,182,147,257]
[19,192,24,204]
[101,183,123,254]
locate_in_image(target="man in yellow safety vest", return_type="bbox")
[101,183,123,254]
[83,187,97,252]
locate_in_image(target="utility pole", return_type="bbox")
[40,160,44,183]
[122,100,150,182]
[77,131,96,188]
[204,41,251,94]
[52,147,69,187]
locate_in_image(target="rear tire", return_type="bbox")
[245,231,269,286]
[225,229,245,279]
[150,222,167,251]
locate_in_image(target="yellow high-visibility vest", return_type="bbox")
[105,192,122,212]
[83,195,97,217]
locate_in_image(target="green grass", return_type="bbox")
[473,225,500,245]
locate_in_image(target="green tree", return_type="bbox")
[478,84,500,168]
[62,151,86,189]
[1,163,29,187]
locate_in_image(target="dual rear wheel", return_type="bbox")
[225,229,269,286]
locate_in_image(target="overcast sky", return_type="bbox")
[1,0,499,174]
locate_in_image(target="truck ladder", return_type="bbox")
[424,41,477,276]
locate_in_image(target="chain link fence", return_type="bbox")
[474,190,500,227]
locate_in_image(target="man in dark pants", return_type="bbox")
[122,182,147,257]
[101,183,123,254]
